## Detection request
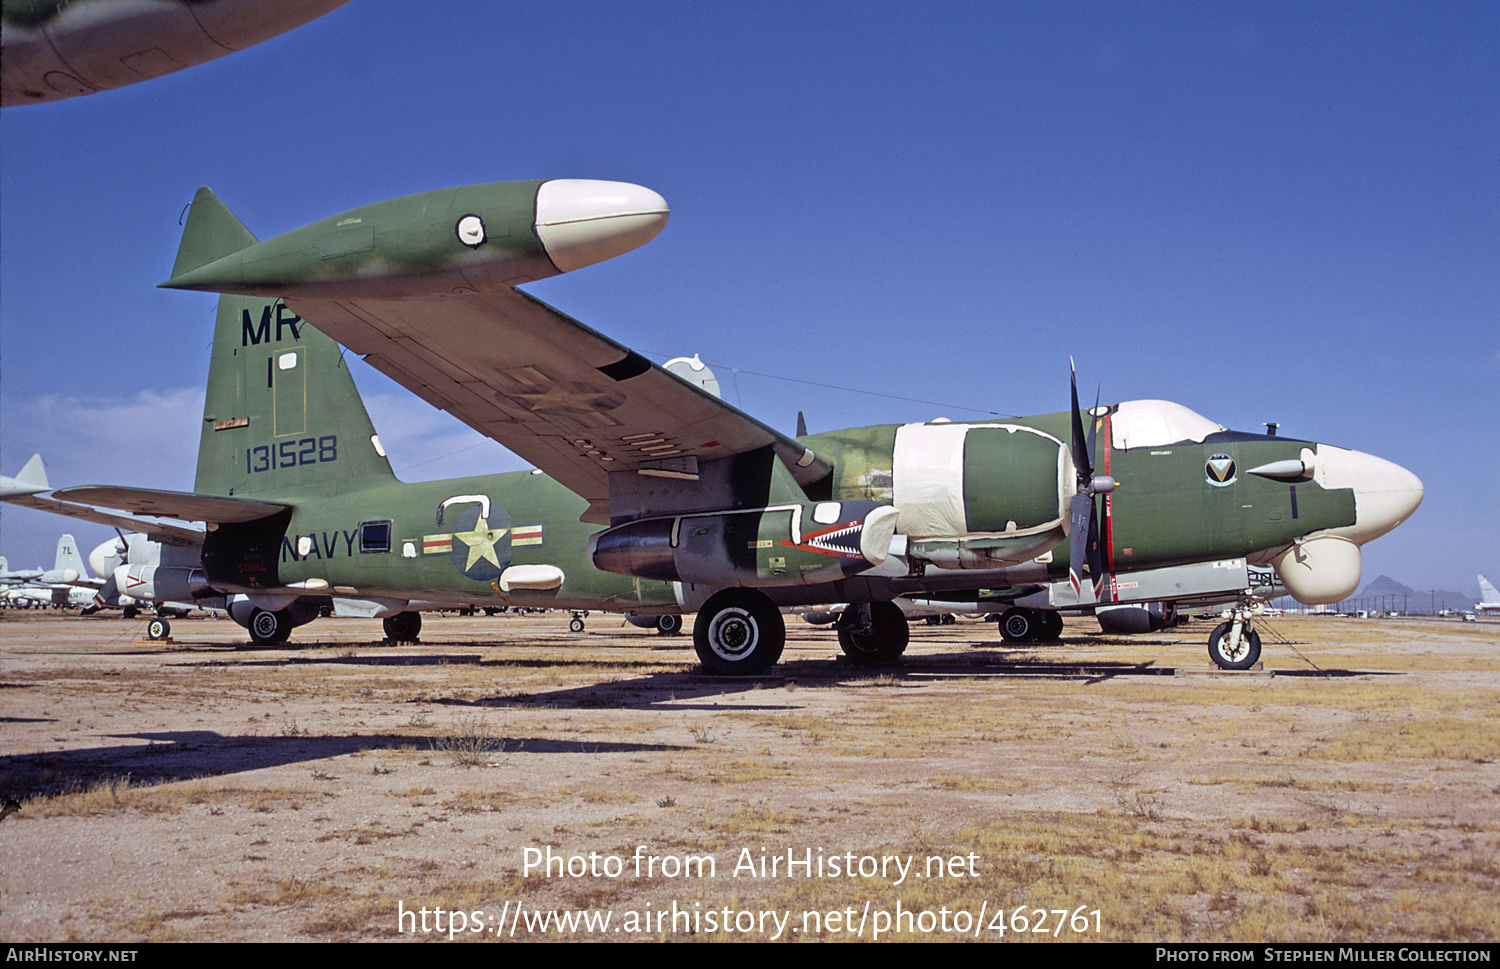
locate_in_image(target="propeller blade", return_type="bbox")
[1069,359,1092,485]
[1067,491,1094,602]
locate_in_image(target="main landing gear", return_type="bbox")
[836,601,910,663]
[693,589,785,675]
[383,611,422,643]
[997,607,1063,644]
[248,607,293,646]
[1207,602,1262,670]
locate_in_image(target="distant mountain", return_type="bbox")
[1273,575,1476,614]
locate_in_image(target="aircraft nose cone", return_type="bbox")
[1315,445,1424,545]
[534,179,670,273]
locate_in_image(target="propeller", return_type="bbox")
[1068,360,1115,602]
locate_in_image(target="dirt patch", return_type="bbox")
[1,611,1496,942]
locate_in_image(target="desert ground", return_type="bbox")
[1,609,1496,943]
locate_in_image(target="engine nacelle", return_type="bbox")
[114,565,215,603]
[1095,602,1178,635]
[589,501,899,588]
[1272,535,1362,605]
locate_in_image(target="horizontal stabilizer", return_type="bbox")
[52,486,287,524]
[169,187,259,282]
[0,453,49,498]
[1,492,204,547]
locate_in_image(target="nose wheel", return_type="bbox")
[1208,604,1262,670]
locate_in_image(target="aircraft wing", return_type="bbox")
[285,288,832,522]
[52,486,288,524]
[2,492,206,547]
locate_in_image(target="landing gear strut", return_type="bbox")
[837,601,909,663]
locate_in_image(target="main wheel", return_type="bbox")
[999,607,1039,643]
[569,617,585,633]
[383,611,422,642]
[1039,610,1064,642]
[248,608,291,646]
[146,617,171,641]
[693,589,785,675]
[656,614,683,636]
[1208,622,1262,670]
[836,601,910,663]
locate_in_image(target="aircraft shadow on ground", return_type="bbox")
[0,729,691,801]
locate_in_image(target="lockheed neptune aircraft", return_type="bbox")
[14,178,1422,672]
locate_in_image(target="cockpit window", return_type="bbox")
[1110,400,1225,450]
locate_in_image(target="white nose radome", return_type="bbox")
[1312,444,1424,546]
[535,179,670,273]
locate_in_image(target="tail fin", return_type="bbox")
[182,188,395,497]
[1480,575,1499,605]
[53,534,87,578]
[170,187,258,280]
[195,293,397,496]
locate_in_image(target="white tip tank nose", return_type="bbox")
[535,180,670,273]
[1313,445,1423,545]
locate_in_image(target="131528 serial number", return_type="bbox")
[246,436,337,474]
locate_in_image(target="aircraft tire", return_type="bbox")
[999,607,1039,643]
[123,605,139,620]
[146,617,171,641]
[383,611,422,643]
[1039,611,1064,641]
[836,601,909,663]
[248,608,292,646]
[656,614,683,636]
[693,589,784,675]
[1208,622,1262,670]
[569,617,585,632]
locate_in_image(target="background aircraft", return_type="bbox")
[1,0,347,106]
[1477,576,1500,617]
[151,178,1423,673]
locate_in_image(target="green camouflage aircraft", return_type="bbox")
[24,178,1422,672]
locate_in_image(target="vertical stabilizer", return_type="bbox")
[195,293,395,496]
[53,534,88,578]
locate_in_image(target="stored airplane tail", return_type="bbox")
[50,534,88,582]
[182,189,396,497]
[1480,575,1499,606]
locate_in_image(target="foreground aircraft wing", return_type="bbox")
[160,180,831,523]
[286,288,829,521]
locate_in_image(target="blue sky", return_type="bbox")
[1,1,1495,594]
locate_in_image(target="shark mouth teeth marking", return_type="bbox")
[779,519,867,559]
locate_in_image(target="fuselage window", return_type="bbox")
[360,520,393,553]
